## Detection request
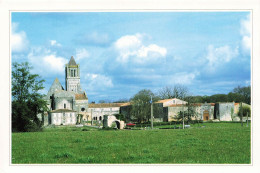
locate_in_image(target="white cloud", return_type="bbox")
[205,45,238,70]
[11,22,29,53]
[75,48,90,61]
[114,33,167,63]
[28,47,67,76]
[85,73,113,91]
[169,72,199,85]
[50,40,62,47]
[240,14,251,53]
[115,33,142,50]
[43,55,67,73]
[137,44,167,57]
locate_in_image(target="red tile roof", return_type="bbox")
[156,98,177,103]
[51,109,76,113]
[89,103,128,108]
[75,93,87,100]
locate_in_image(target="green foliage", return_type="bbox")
[175,97,199,124]
[130,89,160,123]
[233,86,251,104]
[190,85,251,104]
[114,113,125,121]
[238,105,251,117]
[12,123,251,164]
[12,62,48,132]
[76,114,83,124]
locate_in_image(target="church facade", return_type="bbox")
[44,56,88,126]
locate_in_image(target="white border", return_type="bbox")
[1,0,260,173]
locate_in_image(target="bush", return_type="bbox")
[238,106,251,117]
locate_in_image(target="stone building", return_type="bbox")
[119,98,249,123]
[156,98,187,107]
[86,103,128,122]
[167,103,215,121]
[44,56,88,126]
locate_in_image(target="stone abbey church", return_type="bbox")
[44,56,88,126]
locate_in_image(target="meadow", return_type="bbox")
[12,122,251,164]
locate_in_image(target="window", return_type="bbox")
[81,107,85,111]
[74,69,76,77]
[71,69,73,77]
[99,116,102,121]
[64,103,66,109]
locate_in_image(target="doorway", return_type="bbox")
[203,110,209,121]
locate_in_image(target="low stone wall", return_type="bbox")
[50,112,77,125]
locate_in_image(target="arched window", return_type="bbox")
[64,103,66,109]
[74,69,76,77]
[99,116,102,121]
[81,107,85,112]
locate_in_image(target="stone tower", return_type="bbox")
[65,56,82,93]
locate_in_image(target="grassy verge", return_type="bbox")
[12,123,251,164]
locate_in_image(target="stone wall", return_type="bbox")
[50,112,77,125]
[168,106,187,121]
[199,103,214,120]
[103,115,123,129]
[88,106,121,121]
[216,102,234,121]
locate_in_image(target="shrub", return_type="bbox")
[238,106,251,117]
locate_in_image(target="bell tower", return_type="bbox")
[65,56,81,93]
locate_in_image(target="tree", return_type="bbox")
[238,105,251,117]
[227,92,244,103]
[232,86,251,104]
[158,84,189,100]
[130,89,160,123]
[12,62,48,132]
[175,96,198,124]
[113,98,129,103]
[114,113,126,121]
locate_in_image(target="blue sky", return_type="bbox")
[11,12,251,102]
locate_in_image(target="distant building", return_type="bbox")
[86,103,129,122]
[156,98,187,107]
[119,99,250,123]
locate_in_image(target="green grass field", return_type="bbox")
[12,123,251,164]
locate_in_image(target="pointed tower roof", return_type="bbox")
[46,78,64,98]
[68,56,77,66]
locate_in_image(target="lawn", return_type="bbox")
[12,122,251,164]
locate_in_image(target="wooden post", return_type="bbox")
[247,112,249,127]
[240,102,243,127]
[183,111,184,129]
[91,109,93,126]
[151,96,153,129]
[183,105,185,129]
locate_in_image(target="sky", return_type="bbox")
[11,12,251,102]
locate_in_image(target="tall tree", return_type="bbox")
[175,96,199,124]
[232,85,251,104]
[158,84,189,100]
[130,89,160,123]
[12,62,48,132]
